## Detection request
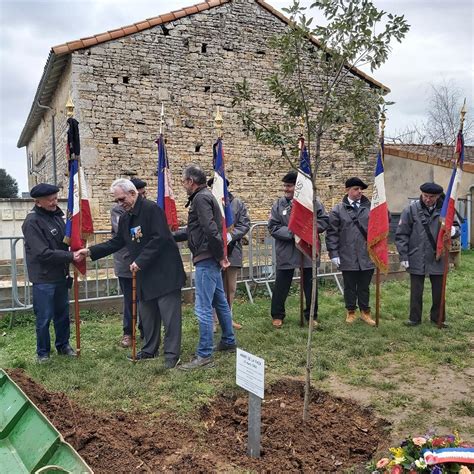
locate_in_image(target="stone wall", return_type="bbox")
[28,0,379,230]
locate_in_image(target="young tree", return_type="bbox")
[233,0,409,420]
[0,169,19,198]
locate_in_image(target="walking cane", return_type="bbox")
[132,270,137,362]
[299,255,305,327]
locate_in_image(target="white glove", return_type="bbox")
[450,226,456,237]
[226,232,233,243]
[331,257,341,267]
[400,261,409,269]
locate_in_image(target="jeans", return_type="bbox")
[194,258,235,358]
[32,280,70,357]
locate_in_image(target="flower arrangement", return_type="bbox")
[370,432,473,474]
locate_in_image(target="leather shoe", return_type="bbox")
[431,320,448,328]
[37,354,50,364]
[404,320,421,327]
[179,356,215,371]
[58,345,77,356]
[272,319,283,328]
[346,310,357,324]
[127,351,155,362]
[164,358,181,369]
[232,321,243,330]
[215,342,237,353]
[120,335,132,348]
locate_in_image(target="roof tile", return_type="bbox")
[147,17,164,27]
[184,6,199,15]
[109,29,125,39]
[82,37,98,47]
[123,25,138,35]
[159,13,176,23]
[95,33,112,43]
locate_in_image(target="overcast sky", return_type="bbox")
[0,0,472,193]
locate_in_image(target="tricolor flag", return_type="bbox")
[436,131,464,260]
[63,118,94,275]
[156,134,178,231]
[299,136,311,175]
[424,447,474,465]
[211,138,233,252]
[367,139,389,273]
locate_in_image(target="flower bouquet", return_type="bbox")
[370,432,473,473]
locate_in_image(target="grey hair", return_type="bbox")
[110,178,137,194]
[182,164,207,185]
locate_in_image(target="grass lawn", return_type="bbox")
[1,251,473,442]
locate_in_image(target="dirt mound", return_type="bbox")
[7,369,388,473]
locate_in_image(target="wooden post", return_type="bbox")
[299,255,304,327]
[437,253,449,329]
[247,392,262,458]
[375,268,380,327]
[132,271,137,361]
[73,268,81,356]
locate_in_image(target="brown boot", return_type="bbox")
[360,310,376,327]
[345,310,357,324]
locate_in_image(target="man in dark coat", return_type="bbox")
[326,177,376,326]
[208,178,250,330]
[22,183,79,363]
[268,171,329,328]
[175,164,236,370]
[111,178,147,348]
[78,179,185,366]
[395,182,458,327]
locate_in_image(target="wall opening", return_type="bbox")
[112,137,119,145]
[204,86,210,93]
[123,76,129,84]
[201,43,207,53]
[195,144,202,153]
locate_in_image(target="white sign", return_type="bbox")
[236,348,265,399]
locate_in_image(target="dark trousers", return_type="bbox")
[342,270,374,312]
[409,274,443,323]
[33,281,70,357]
[119,277,143,337]
[271,268,318,321]
[138,290,182,362]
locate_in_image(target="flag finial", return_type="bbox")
[66,95,75,118]
[214,106,223,138]
[460,99,467,129]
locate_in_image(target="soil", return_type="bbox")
[7,369,389,473]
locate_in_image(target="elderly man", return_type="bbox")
[22,183,80,363]
[78,179,185,367]
[326,177,376,326]
[175,164,236,370]
[268,171,329,328]
[111,177,147,348]
[208,177,250,330]
[395,182,458,328]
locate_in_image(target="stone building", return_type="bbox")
[17,0,388,230]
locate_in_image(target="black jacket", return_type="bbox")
[89,196,186,301]
[175,186,225,263]
[22,206,73,284]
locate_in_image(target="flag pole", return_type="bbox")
[66,96,82,356]
[159,103,164,135]
[375,114,386,328]
[437,101,467,329]
[132,270,137,361]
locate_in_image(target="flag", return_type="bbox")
[211,138,233,252]
[156,134,178,231]
[299,136,311,175]
[436,130,464,259]
[63,118,94,275]
[367,139,389,273]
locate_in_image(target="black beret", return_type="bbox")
[282,171,297,184]
[345,177,368,190]
[420,182,443,194]
[30,183,60,198]
[207,177,230,187]
[130,178,147,190]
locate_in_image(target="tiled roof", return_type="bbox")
[385,144,474,173]
[18,0,389,148]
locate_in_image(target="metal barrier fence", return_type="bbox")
[0,222,342,319]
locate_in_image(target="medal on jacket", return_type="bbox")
[282,203,291,216]
[130,225,142,242]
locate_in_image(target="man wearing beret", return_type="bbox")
[268,171,329,328]
[78,178,186,367]
[326,177,377,326]
[110,178,147,348]
[396,182,458,327]
[22,183,80,363]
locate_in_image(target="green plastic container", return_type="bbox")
[0,370,93,473]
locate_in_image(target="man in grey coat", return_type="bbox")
[326,177,376,326]
[208,178,250,330]
[268,171,329,328]
[395,182,458,328]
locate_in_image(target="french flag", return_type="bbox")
[436,130,464,260]
[64,118,94,275]
[156,134,178,231]
[367,141,389,273]
[424,447,474,465]
[212,138,233,254]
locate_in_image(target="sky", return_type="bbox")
[0,0,472,193]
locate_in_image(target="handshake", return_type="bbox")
[73,248,90,262]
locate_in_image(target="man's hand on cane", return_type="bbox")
[130,262,141,272]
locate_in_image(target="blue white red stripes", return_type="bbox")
[156,134,178,231]
[424,447,474,464]
[436,130,464,259]
[367,140,389,273]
